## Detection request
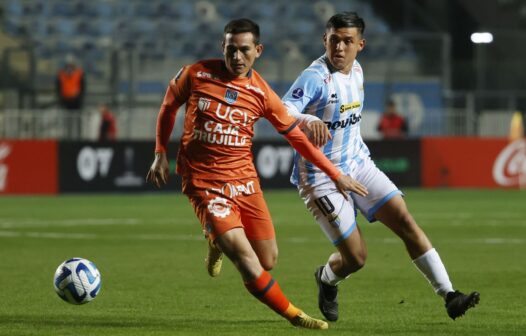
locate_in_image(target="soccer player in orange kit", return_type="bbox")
[146,18,367,329]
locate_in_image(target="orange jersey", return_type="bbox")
[156,59,298,181]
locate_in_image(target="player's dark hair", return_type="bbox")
[223,18,260,44]
[326,12,365,36]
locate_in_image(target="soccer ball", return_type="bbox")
[53,258,102,305]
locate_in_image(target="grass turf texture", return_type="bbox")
[0,189,524,335]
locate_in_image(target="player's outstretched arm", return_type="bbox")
[286,106,331,148]
[146,152,169,188]
[284,126,367,198]
[305,119,331,148]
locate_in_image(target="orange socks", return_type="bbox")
[244,270,300,320]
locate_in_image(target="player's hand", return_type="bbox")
[146,152,170,188]
[306,120,331,147]
[334,174,368,200]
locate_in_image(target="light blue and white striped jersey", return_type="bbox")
[283,55,370,187]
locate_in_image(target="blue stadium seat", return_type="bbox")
[294,19,317,35]
[282,2,316,20]
[34,19,53,38]
[54,19,78,37]
[137,81,166,94]
[6,0,24,16]
[3,19,26,37]
[171,17,198,35]
[0,0,409,104]
[133,19,157,35]
[76,2,97,18]
[96,20,116,37]
[115,1,134,18]
[54,39,75,55]
[172,1,195,18]
[133,2,158,18]
[76,20,96,36]
[243,2,279,20]
[258,18,278,38]
[51,1,77,17]
[34,43,54,59]
[93,2,115,18]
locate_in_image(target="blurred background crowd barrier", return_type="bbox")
[1,0,525,141]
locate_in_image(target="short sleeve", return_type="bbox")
[282,69,323,114]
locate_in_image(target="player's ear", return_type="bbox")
[255,43,263,58]
[221,40,226,54]
[358,38,366,51]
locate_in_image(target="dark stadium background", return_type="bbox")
[0,2,525,335]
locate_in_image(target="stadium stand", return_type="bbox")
[1,0,417,102]
[2,0,523,140]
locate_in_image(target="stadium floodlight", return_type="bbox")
[471,32,493,44]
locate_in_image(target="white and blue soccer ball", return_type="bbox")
[53,258,102,305]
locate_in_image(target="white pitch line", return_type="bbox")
[0,218,197,228]
[0,231,96,239]
[411,212,526,220]
[0,230,204,241]
[0,218,140,228]
[479,238,526,244]
[1,215,522,229]
[0,230,524,245]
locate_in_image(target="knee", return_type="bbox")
[259,250,278,271]
[342,250,367,273]
[352,252,367,270]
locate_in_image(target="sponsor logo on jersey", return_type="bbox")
[245,84,265,96]
[226,83,241,90]
[204,181,256,218]
[292,88,304,99]
[339,101,361,113]
[324,113,362,130]
[327,213,341,228]
[197,71,212,78]
[225,89,239,104]
[193,103,254,147]
[198,97,211,112]
[328,93,338,104]
[209,181,256,198]
[193,127,247,147]
[197,71,220,80]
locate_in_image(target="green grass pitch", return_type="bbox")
[1,189,525,335]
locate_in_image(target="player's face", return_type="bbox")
[323,27,365,74]
[222,32,263,77]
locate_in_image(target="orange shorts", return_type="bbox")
[183,177,275,241]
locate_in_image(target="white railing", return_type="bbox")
[0,108,158,140]
[0,107,518,140]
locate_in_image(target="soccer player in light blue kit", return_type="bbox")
[282,11,480,321]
